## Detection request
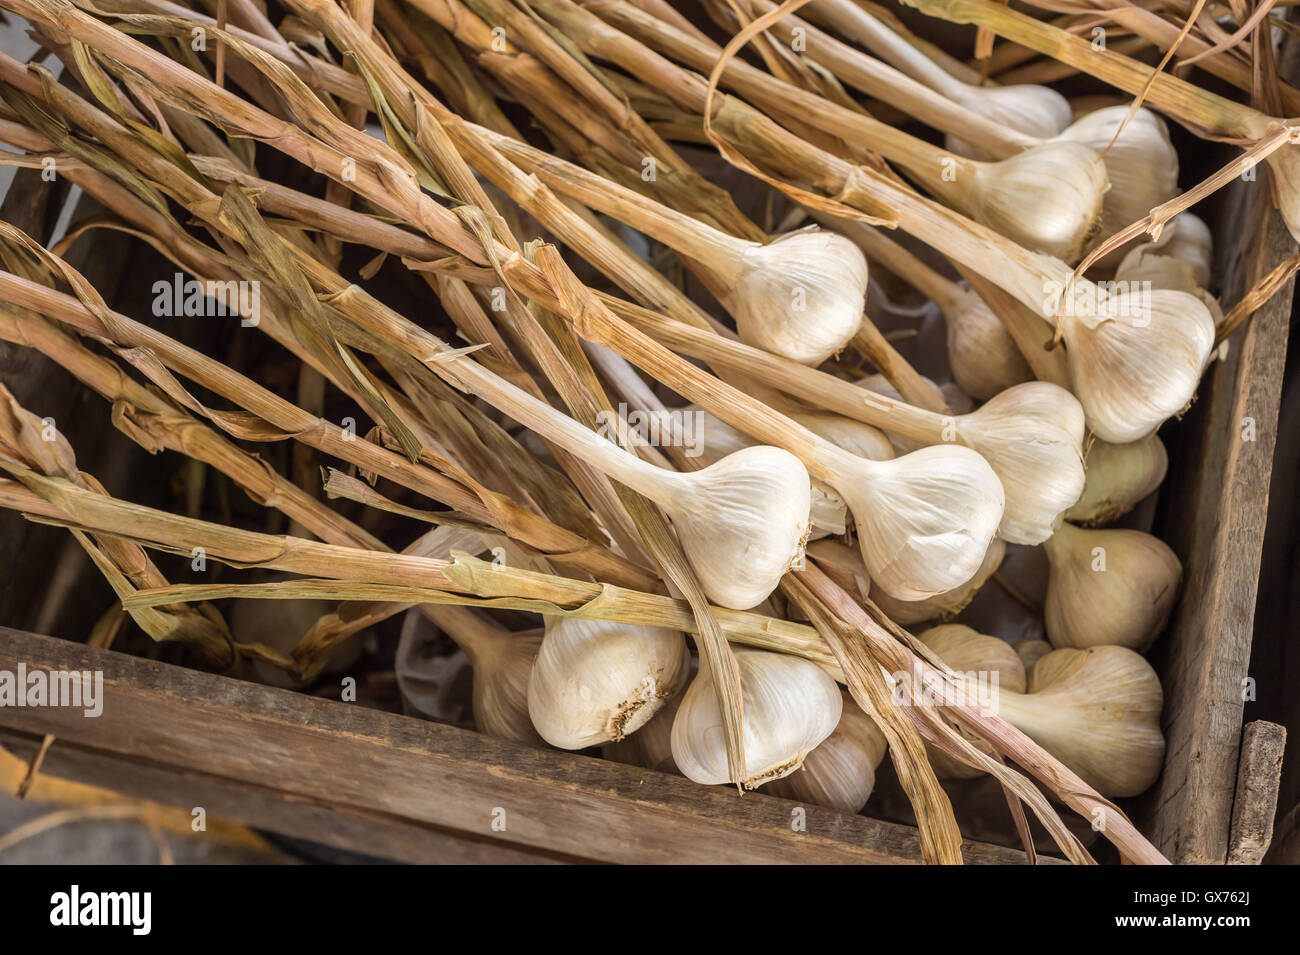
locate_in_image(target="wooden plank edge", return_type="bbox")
[1227,720,1287,864]
[0,627,1042,864]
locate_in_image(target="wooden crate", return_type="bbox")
[0,71,1293,865]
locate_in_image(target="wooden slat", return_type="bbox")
[0,627,1039,864]
[1227,721,1286,864]
[0,731,572,864]
[1136,176,1295,863]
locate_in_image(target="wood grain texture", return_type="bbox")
[1135,174,1295,863]
[1227,721,1286,864]
[0,627,1042,864]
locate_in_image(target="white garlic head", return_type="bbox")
[764,693,887,812]
[946,83,1073,159]
[528,617,686,749]
[660,445,811,609]
[1065,433,1167,526]
[1043,523,1182,651]
[462,626,544,745]
[729,229,868,365]
[944,287,1033,400]
[671,648,842,787]
[958,381,1086,544]
[968,141,1108,263]
[846,444,1005,600]
[1057,287,1215,443]
[999,645,1165,797]
[870,536,1005,625]
[1058,107,1179,267]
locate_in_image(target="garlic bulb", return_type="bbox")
[1115,240,1224,326]
[672,648,842,787]
[603,648,694,772]
[685,406,890,537]
[921,627,1165,796]
[724,229,869,364]
[841,444,1005,599]
[231,597,359,688]
[1056,107,1179,267]
[919,624,1027,695]
[942,285,1033,400]
[425,605,544,745]
[999,646,1165,797]
[944,85,1073,158]
[1064,433,1168,526]
[1151,212,1214,289]
[964,141,1108,264]
[528,617,686,749]
[953,381,1086,543]
[764,693,888,812]
[1016,639,1052,673]
[1056,287,1216,443]
[856,379,1086,544]
[870,535,1006,625]
[1042,523,1182,651]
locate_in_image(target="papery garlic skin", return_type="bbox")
[944,287,1033,400]
[1016,639,1052,674]
[467,629,544,745]
[662,445,812,609]
[691,406,888,540]
[958,381,1086,543]
[603,648,694,772]
[1065,433,1167,526]
[999,646,1165,797]
[764,693,888,812]
[870,536,1006,625]
[1043,523,1182,651]
[528,618,685,750]
[1057,288,1215,443]
[728,230,869,365]
[1058,107,1179,267]
[845,444,1005,600]
[671,648,842,787]
[1116,246,1224,324]
[1151,212,1213,289]
[945,84,1074,159]
[967,141,1108,264]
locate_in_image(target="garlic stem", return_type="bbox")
[567,298,1005,599]
[578,0,1106,262]
[477,124,867,365]
[905,0,1300,241]
[813,0,1071,141]
[424,334,811,611]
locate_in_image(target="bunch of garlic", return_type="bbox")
[764,692,888,812]
[528,617,686,749]
[672,648,842,787]
[1042,523,1182,651]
